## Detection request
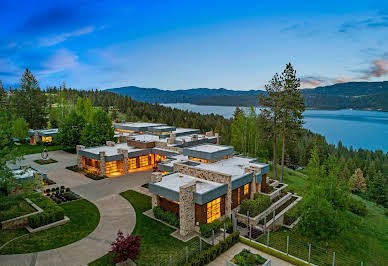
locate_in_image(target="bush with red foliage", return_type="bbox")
[109,231,141,263]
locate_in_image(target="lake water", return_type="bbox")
[162,103,388,152]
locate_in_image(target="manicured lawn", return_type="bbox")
[33,158,58,165]
[89,190,208,266]
[0,199,100,254]
[15,144,64,156]
[0,229,27,247]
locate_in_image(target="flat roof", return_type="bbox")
[11,168,38,179]
[130,134,160,142]
[115,122,166,128]
[156,173,224,194]
[28,128,59,136]
[173,128,200,134]
[187,144,229,153]
[83,143,141,156]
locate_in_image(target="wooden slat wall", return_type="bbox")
[159,197,179,215]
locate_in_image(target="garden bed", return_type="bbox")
[0,196,36,222]
[228,248,270,266]
[44,186,80,204]
[66,165,106,180]
[258,196,298,226]
[33,159,58,165]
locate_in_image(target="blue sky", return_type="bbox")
[1,0,388,90]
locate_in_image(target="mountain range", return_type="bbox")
[107,81,388,111]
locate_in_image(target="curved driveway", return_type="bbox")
[1,151,151,266]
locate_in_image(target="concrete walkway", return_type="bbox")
[208,242,294,266]
[0,151,151,266]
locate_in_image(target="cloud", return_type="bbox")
[40,49,78,75]
[334,76,351,84]
[38,26,95,47]
[360,59,388,80]
[300,76,328,89]
[339,14,388,33]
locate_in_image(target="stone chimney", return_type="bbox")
[99,151,106,176]
[168,133,176,144]
[76,145,86,168]
[205,130,214,137]
[191,134,198,141]
[215,132,220,144]
[179,181,196,236]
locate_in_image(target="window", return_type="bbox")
[128,158,137,170]
[106,160,123,176]
[41,136,52,142]
[244,184,249,195]
[237,188,241,205]
[139,155,149,167]
[207,197,221,223]
[189,157,209,163]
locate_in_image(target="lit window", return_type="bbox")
[41,136,52,142]
[207,197,221,223]
[106,160,123,176]
[139,155,149,167]
[128,158,137,169]
[244,184,249,195]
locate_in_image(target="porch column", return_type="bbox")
[99,151,106,176]
[119,149,128,174]
[151,172,163,208]
[179,181,196,236]
[76,145,85,169]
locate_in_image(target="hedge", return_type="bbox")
[184,232,240,266]
[200,217,234,238]
[240,194,271,217]
[27,193,65,229]
[240,237,310,266]
[153,206,179,227]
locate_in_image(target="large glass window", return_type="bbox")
[139,155,149,167]
[244,184,249,195]
[128,158,137,170]
[41,136,52,142]
[207,197,221,223]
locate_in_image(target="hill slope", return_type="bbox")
[107,81,388,111]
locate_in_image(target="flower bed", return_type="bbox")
[229,248,269,266]
[27,193,64,229]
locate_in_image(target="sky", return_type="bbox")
[1,0,388,90]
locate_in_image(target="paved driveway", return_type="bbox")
[1,150,152,266]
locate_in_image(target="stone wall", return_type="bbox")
[179,181,196,236]
[76,145,85,169]
[154,141,183,153]
[99,151,106,176]
[118,148,129,173]
[173,163,232,216]
[244,165,262,199]
[151,172,163,208]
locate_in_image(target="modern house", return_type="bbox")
[28,129,58,145]
[149,144,270,236]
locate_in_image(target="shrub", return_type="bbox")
[184,232,240,266]
[348,198,367,216]
[240,194,271,217]
[65,188,70,192]
[51,188,56,192]
[231,248,267,265]
[153,206,180,227]
[200,219,223,238]
[27,193,65,228]
[109,231,141,263]
[60,186,65,190]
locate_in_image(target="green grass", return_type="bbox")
[89,190,208,266]
[0,229,27,247]
[0,199,100,254]
[0,199,35,222]
[263,166,388,266]
[33,159,58,165]
[15,144,64,156]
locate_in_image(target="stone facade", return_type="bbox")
[179,181,196,236]
[154,141,183,153]
[76,145,85,168]
[33,131,40,145]
[99,151,106,176]
[151,172,163,208]
[119,148,129,174]
[244,165,263,199]
[106,141,115,147]
[173,163,232,216]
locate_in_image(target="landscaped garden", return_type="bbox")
[0,195,35,222]
[43,186,80,204]
[66,165,106,180]
[230,248,267,266]
[0,198,100,254]
[89,190,210,266]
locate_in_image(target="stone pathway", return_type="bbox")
[0,151,151,266]
[208,242,294,266]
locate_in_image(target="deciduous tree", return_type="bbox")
[349,168,367,194]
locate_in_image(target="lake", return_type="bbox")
[162,103,388,152]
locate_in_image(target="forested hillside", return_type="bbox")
[107,81,388,111]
